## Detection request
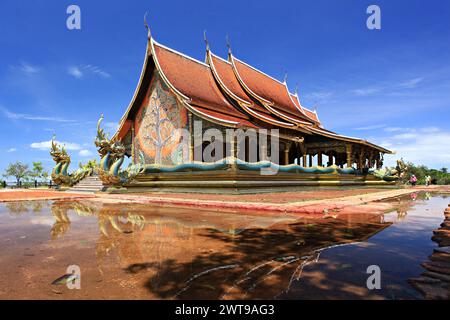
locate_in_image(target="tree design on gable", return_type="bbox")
[135,72,188,165]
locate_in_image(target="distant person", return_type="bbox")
[425,175,431,186]
[410,174,417,187]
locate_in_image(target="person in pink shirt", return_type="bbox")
[409,174,417,187]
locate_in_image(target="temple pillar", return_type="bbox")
[368,150,374,168]
[317,151,323,167]
[284,142,291,165]
[302,153,307,167]
[358,148,364,170]
[327,151,333,166]
[188,113,194,162]
[131,125,135,164]
[375,152,381,169]
[308,154,313,167]
[346,144,353,168]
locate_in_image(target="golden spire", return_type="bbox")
[203,30,210,51]
[144,11,151,39]
[283,72,288,84]
[226,35,232,55]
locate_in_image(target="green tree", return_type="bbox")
[3,161,30,186]
[30,161,45,181]
[42,171,49,182]
[402,161,450,185]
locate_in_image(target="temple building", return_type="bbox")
[96,26,393,192]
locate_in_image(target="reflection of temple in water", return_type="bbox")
[48,200,393,299]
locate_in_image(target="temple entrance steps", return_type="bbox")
[66,175,104,193]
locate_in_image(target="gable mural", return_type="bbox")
[134,71,188,165]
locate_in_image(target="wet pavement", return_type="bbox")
[0,192,447,299]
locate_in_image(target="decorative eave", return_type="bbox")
[289,87,321,126]
[309,126,393,154]
[228,53,315,130]
[303,106,321,125]
[228,53,273,106]
[112,30,152,141]
[206,50,300,130]
[151,38,263,129]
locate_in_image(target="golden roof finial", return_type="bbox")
[226,35,232,55]
[283,71,288,84]
[203,30,210,51]
[144,11,151,39]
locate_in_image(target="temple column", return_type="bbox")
[188,113,194,162]
[302,153,307,167]
[131,125,135,164]
[317,151,323,167]
[308,154,313,167]
[327,151,333,166]
[346,144,353,168]
[375,152,381,169]
[358,148,364,170]
[368,150,374,168]
[284,142,291,165]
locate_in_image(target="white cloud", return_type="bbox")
[353,124,386,131]
[376,127,450,168]
[30,140,81,151]
[383,127,407,132]
[351,87,380,96]
[400,77,424,89]
[82,64,111,78]
[1,106,75,123]
[13,62,40,75]
[420,126,440,133]
[68,66,83,78]
[68,64,111,79]
[391,133,418,140]
[104,121,119,131]
[304,91,333,102]
[6,148,17,153]
[78,149,93,157]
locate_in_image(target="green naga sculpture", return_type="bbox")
[95,115,144,187]
[50,136,94,187]
[50,136,72,186]
[372,158,409,182]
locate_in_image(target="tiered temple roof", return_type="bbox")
[114,31,391,154]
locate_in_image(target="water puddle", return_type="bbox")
[0,192,447,299]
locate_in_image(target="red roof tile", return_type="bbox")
[152,42,251,123]
[289,93,320,124]
[191,105,258,128]
[303,108,319,123]
[209,53,298,127]
[231,56,313,124]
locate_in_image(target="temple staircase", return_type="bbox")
[66,175,104,193]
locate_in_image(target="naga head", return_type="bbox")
[95,114,113,156]
[50,135,68,163]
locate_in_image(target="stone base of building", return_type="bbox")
[112,170,396,194]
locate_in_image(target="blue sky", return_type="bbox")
[0,0,449,177]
